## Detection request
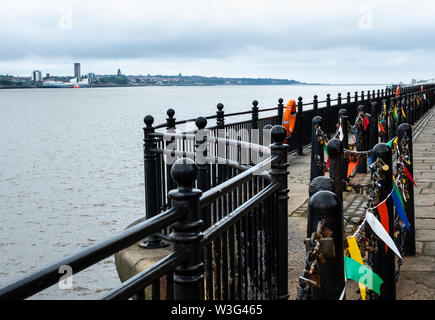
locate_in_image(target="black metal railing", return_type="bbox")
[302,85,435,300]
[1,83,434,300]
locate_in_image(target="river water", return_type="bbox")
[0,84,384,299]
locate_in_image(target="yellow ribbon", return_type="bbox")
[347,237,366,300]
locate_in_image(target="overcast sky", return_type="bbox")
[1,0,434,83]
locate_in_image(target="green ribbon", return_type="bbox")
[345,256,383,295]
[393,181,404,208]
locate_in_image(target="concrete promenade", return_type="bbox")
[287,107,435,300]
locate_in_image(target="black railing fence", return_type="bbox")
[304,84,435,300]
[0,84,434,300]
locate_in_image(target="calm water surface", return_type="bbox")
[0,85,384,299]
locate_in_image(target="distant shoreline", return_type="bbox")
[0,83,389,90]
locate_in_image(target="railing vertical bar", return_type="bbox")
[228,166,236,300]
[136,289,145,300]
[151,279,160,300]
[221,165,229,299]
[265,191,273,298]
[252,177,259,299]
[166,271,174,300]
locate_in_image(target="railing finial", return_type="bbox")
[144,115,154,127]
[195,116,207,130]
[171,158,198,190]
[271,125,287,144]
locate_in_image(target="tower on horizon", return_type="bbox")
[32,70,42,82]
[74,63,81,79]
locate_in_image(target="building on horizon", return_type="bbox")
[32,70,42,82]
[117,68,122,76]
[74,63,81,80]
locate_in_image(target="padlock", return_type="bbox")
[299,274,322,288]
[304,237,335,258]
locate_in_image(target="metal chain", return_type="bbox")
[296,219,329,300]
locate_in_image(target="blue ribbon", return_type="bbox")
[392,188,411,231]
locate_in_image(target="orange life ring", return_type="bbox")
[283,99,297,137]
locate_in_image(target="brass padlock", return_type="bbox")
[299,274,322,288]
[304,237,336,258]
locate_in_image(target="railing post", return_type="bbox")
[270,125,289,300]
[356,105,367,174]
[216,103,225,128]
[346,92,351,113]
[309,176,335,197]
[380,99,388,143]
[370,102,379,150]
[411,94,415,123]
[397,123,416,256]
[338,109,349,182]
[310,116,324,181]
[307,190,344,300]
[313,95,318,116]
[397,95,403,124]
[326,93,332,136]
[166,109,177,206]
[407,94,412,124]
[354,91,359,113]
[337,92,342,109]
[195,117,210,230]
[169,158,204,300]
[277,98,284,125]
[361,90,365,103]
[297,96,304,155]
[140,115,169,249]
[388,97,396,141]
[252,100,259,130]
[327,138,344,206]
[371,143,395,300]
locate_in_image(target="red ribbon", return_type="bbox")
[363,116,370,131]
[404,165,417,187]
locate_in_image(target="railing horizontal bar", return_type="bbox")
[150,148,273,181]
[154,107,279,129]
[0,206,186,300]
[150,148,250,170]
[258,107,279,113]
[200,156,277,207]
[201,182,280,246]
[150,132,271,155]
[101,249,188,300]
